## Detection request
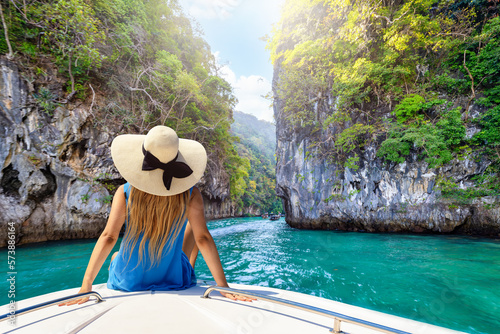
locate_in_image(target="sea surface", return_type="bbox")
[1,217,499,333]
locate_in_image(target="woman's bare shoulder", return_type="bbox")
[191,186,201,196]
[189,187,204,208]
[110,184,126,206]
[115,184,125,197]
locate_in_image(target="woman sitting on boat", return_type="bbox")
[61,126,252,305]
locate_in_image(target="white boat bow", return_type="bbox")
[1,282,466,334]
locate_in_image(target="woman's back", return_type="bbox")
[60,126,253,307]
[106,183,196,291]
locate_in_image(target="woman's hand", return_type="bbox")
[220,291,257,302]
[58,284,92,306]
[218,285,257,302]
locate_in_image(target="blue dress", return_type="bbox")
[107,183,196,291]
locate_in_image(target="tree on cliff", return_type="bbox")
[231,111,283,214]
[0,0,253,209]
[2,0,105,99]
[268,0,500,202]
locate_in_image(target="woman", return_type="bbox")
[61,126,252,305]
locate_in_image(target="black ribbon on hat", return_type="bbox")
[142,144,193,191]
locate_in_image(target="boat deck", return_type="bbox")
[1,282,465,334]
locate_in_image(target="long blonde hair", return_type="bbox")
[122,186,190,268]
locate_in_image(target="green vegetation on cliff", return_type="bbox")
[1,0,236,153]
[268,0,500,201]
[0,0,272,210]
[231,111,283,214]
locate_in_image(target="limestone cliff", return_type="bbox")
[273,68,500,236]
[0,59,238,247]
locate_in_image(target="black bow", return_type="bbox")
[142,145,193,191]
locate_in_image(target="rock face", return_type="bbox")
[199,165,259,219]
[0,58,116,247]
[273,69,500,236]
[0,59,243,247]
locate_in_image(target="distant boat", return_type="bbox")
[261,213,269,219]
[269,214,280,221]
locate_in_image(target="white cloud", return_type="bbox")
[219,64,274,123]
[183,0,242,20]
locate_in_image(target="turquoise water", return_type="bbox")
[1,217,500,333]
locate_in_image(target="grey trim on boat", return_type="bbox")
[0,291,105,322]
[1,287,414,333]
[202,285,411,334]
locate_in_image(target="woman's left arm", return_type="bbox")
[59,185,127,306]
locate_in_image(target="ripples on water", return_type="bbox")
[1,217,499,334]
[198,218,500,334]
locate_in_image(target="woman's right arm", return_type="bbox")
[59,184,127,306]
[187,187,254,302]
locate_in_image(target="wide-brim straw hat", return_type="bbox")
[111,126,207,196]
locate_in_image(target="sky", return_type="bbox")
[178,0,285,123]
